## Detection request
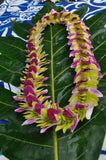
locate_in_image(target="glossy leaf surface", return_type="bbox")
[31,1,64,24]
[0,2,106,160]
[73,4,88,19]
[85,9,106,35]
[42,23,74,108]
[0,37,26,86]
[90,28,106,96]
[0,88,105,160]
[11,21,32,40]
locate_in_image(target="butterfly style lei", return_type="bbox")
[14,9,103,134]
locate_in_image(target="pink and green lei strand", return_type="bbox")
[14,9,103,134]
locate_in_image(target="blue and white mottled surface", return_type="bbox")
[0,0,106,159]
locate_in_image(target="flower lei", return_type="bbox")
[14,9,103,134]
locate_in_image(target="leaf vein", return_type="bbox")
[43,39,51,43]
[54,66,70,80]
[89,14,105,28]
[0,101,15,108]
[92,40,106,52]
[0,64,23,75]
[53,43,67,56]
[0,133,53,148]
[1,41,25,52]
[53,28,65,39]
[98,54,106,62]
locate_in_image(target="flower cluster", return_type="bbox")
[14,9,102,133]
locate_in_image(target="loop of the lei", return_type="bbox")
[14,9,103,133]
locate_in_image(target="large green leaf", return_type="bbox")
[90,28,106,96]
[31,1,64,24]
[0,37,26,86]
[73,4,88,19]
[0,89,106,160]
[85,9,106,35]
[11,21,32,40]
[0,87,54,160]
[42,24,74,108]
[0,2,106,160]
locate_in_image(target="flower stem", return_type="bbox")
[53,127,58,160]
[50,25,58,160]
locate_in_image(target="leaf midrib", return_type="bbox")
[50,25,58,160]
[50,26,55,104]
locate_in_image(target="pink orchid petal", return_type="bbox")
[80,21,89,30]
[15,108,25,112]
[81,57,91,65]
[98,72,102,78]
[26,95,39,105]
[26,73,34,79]
[71,59,80,68]
[62,13,71,21]
[41,89,48,95]
[68,37,91,46]
[67,33,90,41]
[43,96,50,101]
[72,83,79,93]
[63,108,73,118]
[50,9,55,14]
[78,88,88,93]
[40,53,48,59]
[40,62,50,67]
[90,60,101,71]
[75,103,87,110]
[30,58,38,65]
[67,103,76,108]
[13,96,24,101]
[28,65,37,73]
[71,114,78,132]
[77,78,88,84]
[24,85,35,96]
[74,68,93,82]
[70,43,93,51]
[40,123,56,133]
[39,77,48,81]
[39,68,48,74]
[70,49,94,57]
[70,27,90,35]
[34,103,44,115]
[47,107,61,123]
[24,80,34,87]
[22,118,39,126]
[89,88,103,97]
[86,104,94,120]
[55,103,60,110]
[74,69,82,82]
